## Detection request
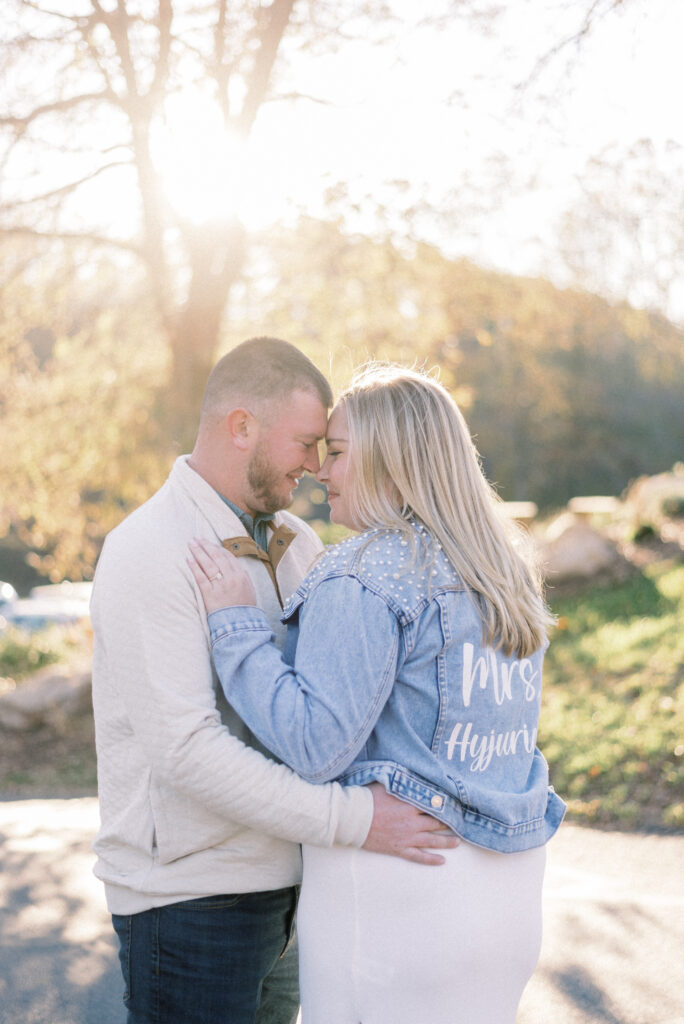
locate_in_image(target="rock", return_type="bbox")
[0,659,92,731]
[501,501,538,527]
[624,466,684,526]
[538,512,627,584]
[567,495,621,519]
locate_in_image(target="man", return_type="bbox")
[91,337,455,1024]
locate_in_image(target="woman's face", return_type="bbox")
[317,405,358,529]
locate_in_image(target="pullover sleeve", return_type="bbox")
[91,532,373,862]
[208,575,401,782]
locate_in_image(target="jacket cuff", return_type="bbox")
[208,605,270,640]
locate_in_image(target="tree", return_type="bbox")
[2,0,666,580]
[235,217,684,507]
[0,238,169,580]
[1,0,642,448]
[557,140,684,325]
[1,0,319,445]
[0,1,387,444]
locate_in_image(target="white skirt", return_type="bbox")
[297,839,546,1024]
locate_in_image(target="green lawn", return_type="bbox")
[541,560,684,830]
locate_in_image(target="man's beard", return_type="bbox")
[246,443,292,514]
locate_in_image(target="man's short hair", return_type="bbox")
[201,337,333,418]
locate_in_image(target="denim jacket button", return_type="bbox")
[431,795,444,809]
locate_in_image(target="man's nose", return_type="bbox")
[303,447,321,474]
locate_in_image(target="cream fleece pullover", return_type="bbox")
[91,456,373,914]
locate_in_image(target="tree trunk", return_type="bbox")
[165,217,247,450]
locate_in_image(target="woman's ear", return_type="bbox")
[225,407,257,451]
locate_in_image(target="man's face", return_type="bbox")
[244,389,328,515]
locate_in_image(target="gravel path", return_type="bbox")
[0,798,682,1024]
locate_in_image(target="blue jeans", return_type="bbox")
[112,886,299,1024]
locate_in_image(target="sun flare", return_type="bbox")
[150,90,292,230]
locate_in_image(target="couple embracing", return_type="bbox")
[91,336,565,1024]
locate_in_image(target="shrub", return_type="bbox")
[0,624,88,689]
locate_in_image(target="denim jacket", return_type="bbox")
[209,524,566,853]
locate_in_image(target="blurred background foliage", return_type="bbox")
[1,0,682,583]
[540,561,684,830]
[2,219,682,581]
[0,241,168,581]
[235,217,684,507]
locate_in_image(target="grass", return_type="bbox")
[0,623,96,795]
[541,560,684,830]
[0,705,98,796]
[0,623,89,692]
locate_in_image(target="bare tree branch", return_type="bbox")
[0,225,141,253]
[103,0,142,108]
[213,0,232,123]
[235,0,298,138]
[18,0,89,25]
[1,159,133,210]
[517,0,629,90]
[267,90,333,106]
[150,0,173,103]
[0,91,120,130]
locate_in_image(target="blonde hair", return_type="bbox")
[337,363,554,658]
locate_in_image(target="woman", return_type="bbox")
[188,364,565,1024]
